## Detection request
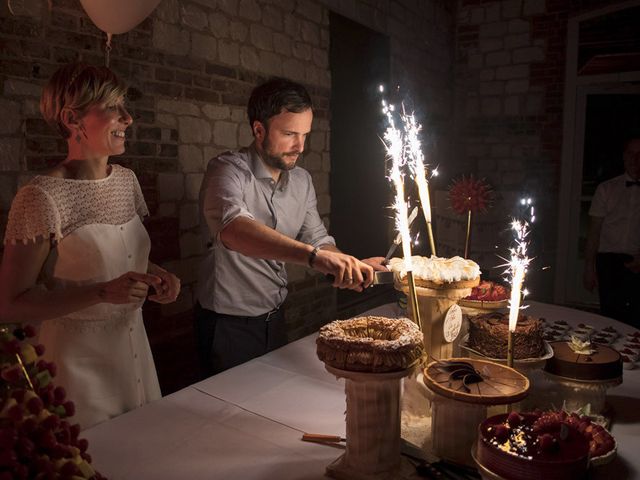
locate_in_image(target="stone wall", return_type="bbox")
[448,0,619,299]
[0,0,454,392]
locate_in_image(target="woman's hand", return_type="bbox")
[146,262,181,304]
[97,271,162,304]
[148,269,181,304]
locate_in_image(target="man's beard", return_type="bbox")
[261,137,301,171]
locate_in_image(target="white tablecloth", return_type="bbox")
[84,302,640,479]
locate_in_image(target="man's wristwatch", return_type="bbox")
[308,246,320,268]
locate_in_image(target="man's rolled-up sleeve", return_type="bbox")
[297,175,335,248]
[201,158,255,245]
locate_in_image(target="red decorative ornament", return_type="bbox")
[448,176,493,215]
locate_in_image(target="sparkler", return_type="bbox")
[505,218,532,368]
[381,88,421,330]
[403,108,437,256]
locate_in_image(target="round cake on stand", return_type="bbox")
[422,358,530,466]
[542,340,622,413]
[316,316,424,480]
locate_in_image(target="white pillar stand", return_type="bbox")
[324,365,414,480]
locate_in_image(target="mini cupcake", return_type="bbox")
[601,326,619,339]
[620,348,639,362]
[628,337,640,346]
[625,332,640,342]
[598,331,618,342]
[592,335,613,345]
[552,320,571,332]
[624,343,640,353]
[544,332,561,342]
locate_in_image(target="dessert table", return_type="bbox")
[84,302,640,479]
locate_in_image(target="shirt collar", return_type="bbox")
[248,143,290,189]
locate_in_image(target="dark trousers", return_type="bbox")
[596,253,640,328]
[194,303,288,377]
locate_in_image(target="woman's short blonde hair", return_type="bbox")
[40,62,127,139]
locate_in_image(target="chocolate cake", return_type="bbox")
[467,312,545,359]
[476,412,590,480]
[544,341,622,381]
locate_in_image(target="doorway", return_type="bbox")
[564,86,640,308]
[328,12,392,314]
[555,0,640,308]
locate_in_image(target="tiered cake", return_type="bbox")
[390,255,480,360]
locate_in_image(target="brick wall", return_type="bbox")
[448,0,620,299]
[0,0,454,392]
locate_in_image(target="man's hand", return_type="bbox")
[624,254,640,274]
[312,250,374,291]
[361,257,388,272]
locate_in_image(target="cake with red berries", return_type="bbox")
[459,280,510,309]
[475,412,590,480]
[467,312,545,359]
[544,341,622,381]
[316,316,423,372]
[534,410,616,464]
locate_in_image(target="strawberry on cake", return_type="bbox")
[459,280,510,309]
[476,411,590,480]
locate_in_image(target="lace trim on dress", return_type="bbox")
[3,164,149,245]
[48,308,136,334]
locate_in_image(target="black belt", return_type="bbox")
[215,307,281,322]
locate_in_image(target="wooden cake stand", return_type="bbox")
[324,364,416,480]
[422,358,530,466]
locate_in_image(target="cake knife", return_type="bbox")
[325,270,394,286]
[382,206,419,265]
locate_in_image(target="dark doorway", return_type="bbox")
[569,91,640,308]
[329,12,393,314]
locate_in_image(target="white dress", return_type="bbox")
[4,164,161,429]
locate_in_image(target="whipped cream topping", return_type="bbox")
[389,255,481,283]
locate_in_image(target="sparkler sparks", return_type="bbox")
[380,85,422,329]
[379,85,437,256]
[382,97,413,271]
[403,109,432,224]
[506,219,532,333]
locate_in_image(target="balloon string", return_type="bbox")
[105,33,112,67]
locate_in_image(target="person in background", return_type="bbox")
[584,137,640,327]
[196,77,385,376]
[0,62,181,429]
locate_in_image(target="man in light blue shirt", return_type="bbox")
[196,77,385,375]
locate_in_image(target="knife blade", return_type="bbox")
[372,270,394,285]
[382,206,420,265]
[325,270,394,286]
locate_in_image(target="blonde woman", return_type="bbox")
[0,62,180,429]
